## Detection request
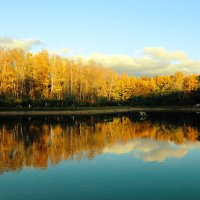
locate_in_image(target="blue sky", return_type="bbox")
[0,0,200,75]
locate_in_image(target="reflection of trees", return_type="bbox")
[0,115,199,173]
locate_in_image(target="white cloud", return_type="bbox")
[0,36,42,51]
[0,36,199,76]
[48,47,71,56]
[103,138,200,162]
[72,47,200,76]
[143,47,188,61]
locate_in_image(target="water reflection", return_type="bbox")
[104,139,200,162]
[0,113,200,173]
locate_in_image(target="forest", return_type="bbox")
[0,48,199,107]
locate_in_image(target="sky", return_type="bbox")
[0,0,200,76]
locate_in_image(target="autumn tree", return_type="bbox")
[0,48,199,106]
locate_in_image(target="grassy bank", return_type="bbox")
[0,106,199,116]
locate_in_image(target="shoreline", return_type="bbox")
[0,106,199,116]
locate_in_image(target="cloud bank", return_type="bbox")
[0,36,199,76]
[0,36,42,51]
[48,47,71,56]
[103,138,200,162]
[74,47,200,76]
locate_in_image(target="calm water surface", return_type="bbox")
[1,113,200,200]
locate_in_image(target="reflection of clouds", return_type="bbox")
[103,139,200,162]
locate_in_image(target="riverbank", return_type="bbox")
[0,106,199,116]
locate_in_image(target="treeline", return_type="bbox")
[0,48,199,107]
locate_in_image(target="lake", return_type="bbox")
[0,112,200,200]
